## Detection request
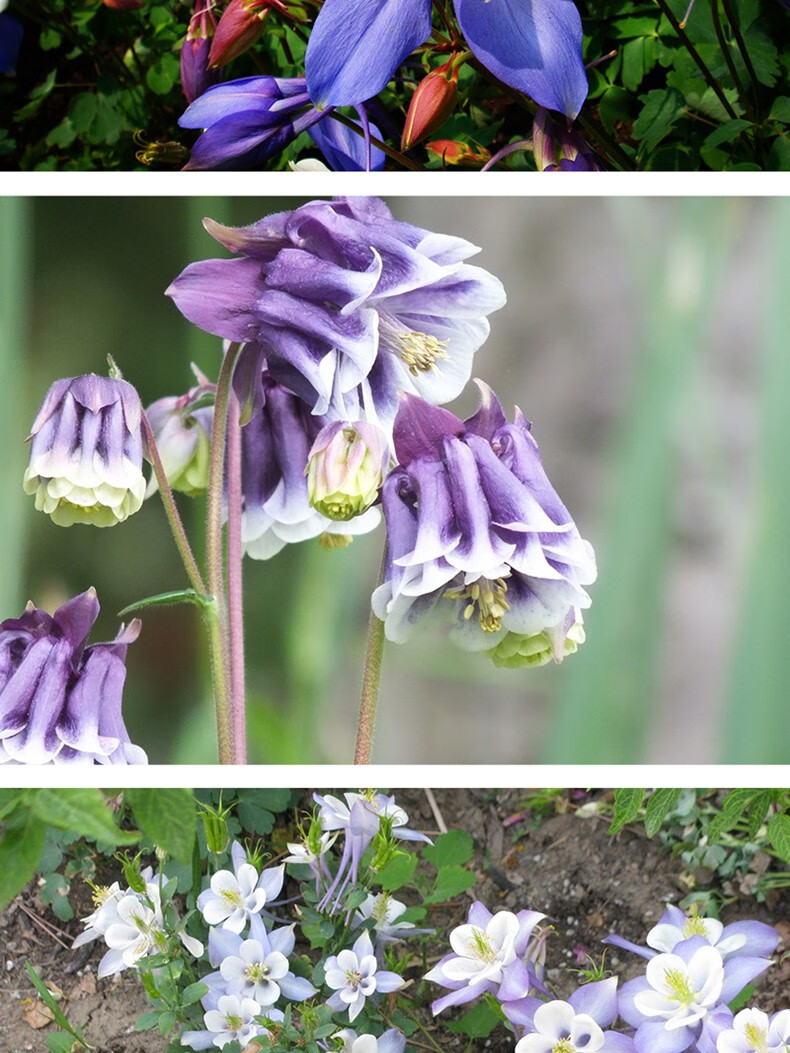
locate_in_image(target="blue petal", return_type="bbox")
[305,0,432,107]
[452,0,588,119]
[308,116,386,171]
[0,14,23,76]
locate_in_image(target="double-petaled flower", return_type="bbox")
[372,383,596,666]
[166,197,505,434]
[304,0,588,120]
[24,374,145,529]
[0,588,145,765]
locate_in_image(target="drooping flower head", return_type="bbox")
[166,197,506,434]
[306,420,389,522]
[0,589,145,765]
[304,0,588,120]
[24,374,145,528]
[145,385,213,498]
[238,371,381,560]
[179,76,330,170]
[372,383,596,666]
[425,901,546,1015]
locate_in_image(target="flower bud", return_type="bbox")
[24,374,146,528]
[306,421,388,522]
[199,800,231,855]
[401,60,458,151]
[488,613,586,669]
[425,138,490,167]
[144,393,212,498]
[209,0,289,68]
[181,1,220,103]
[101,0,144,9]
[116,851,147,893]
[532,106,601,171]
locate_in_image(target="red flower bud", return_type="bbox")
[101,0,144,9]
[401,60,458,151]
[208,0,288,68]
[426,139,491,167]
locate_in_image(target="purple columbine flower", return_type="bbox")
[203,914,317,1007]
[604,906,780,963]
[617,935,774,1053]
[532,106,603,171]
[306,420,390,522]
[324,930,404,1022]
[179,76,330,170]
[304,0,588,120]
[24,374,146,528]
[708,1006,790,1053]
[0,588,145,765]
[166,197,506,434]
[239,372,381,560]
[372,383,596,666]
[197,841,285,934]
[506,979,635,1052]
[425,901,546,1014]
[180,0,220,104]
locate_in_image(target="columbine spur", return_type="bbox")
[372,383,596,666]
[24,374,145,528]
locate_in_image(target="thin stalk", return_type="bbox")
[710,0,750,118]
[721,0,763,120]
[353,549,387,764]
[141,411,207,597]
[654,0,738,119]
[206,341,244,764]
[225,386,247,760]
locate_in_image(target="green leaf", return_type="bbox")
[729,983,756,1012]
[632,88,685,153]
[423,829,474,869]
[26,789,139,846]
[125,788,195,864]
[375,852,418,891]
[236,788,293,835]
[46,1034,78,1053]
[644,788,682,838]
[769,96,790,123]
[146,53,180,95]
[767,813,790,862]
[446,1000,501,1038]
[708,789,759,842]
[745,790,773,839]
[609,788,646,834]
[25,964,89,1045]
[118,589,213,617]
[182,982,209,1006]
[424,864,477,905]
[0,814,45,909]
[135,1011,161,1031]
[68,94,98,135]
[700,120,753,169]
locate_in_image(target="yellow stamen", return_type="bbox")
[444,577,510,632]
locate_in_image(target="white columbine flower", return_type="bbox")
[648,915,746,958]
[633,946,724,1030]
[442,910,520,987]
[515,1000,605,1053]
[334,1029,406,1053]
[72,882,123,948]
[203,994,263,1048]
[283,831,337,865]
[717,1008,790,1053]
[219,940,289,1007]
[325,931,404,1022]
[354,893,415,943]
[198,843,284,934]
[99,894,167,977]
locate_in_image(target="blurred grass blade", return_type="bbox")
[547,200,730,762]
[0,198,31,617]
[723,198,790,762]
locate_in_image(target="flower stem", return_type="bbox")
[141,411,207,597]
[720,0,763,121]
[325,111,422,171]
[226,386,247,761]
[654,0,738,120]
[206,341,245,764]
[354,548,387,764]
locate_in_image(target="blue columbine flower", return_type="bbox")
[372,382,596,666]
[506,979,636,1052]
[304,0,588,120]
[166,197,505,434]
[0,588,145,765]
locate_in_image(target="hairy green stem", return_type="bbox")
[225,387,247,761]
[354,549,387,764]
[141,411,207,597]
[206,341,245,764]
[654,0,738,119]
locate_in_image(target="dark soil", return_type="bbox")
[1,790,787,1052]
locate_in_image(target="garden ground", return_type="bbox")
[1,789,787,1052]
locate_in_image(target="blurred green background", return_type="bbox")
[0,195,787,764]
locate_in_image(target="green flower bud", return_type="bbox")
[306,421,388,522]
[488,615,586,669]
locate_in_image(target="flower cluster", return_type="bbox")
[425,900,783,1053]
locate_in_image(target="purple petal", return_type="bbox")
[308,115,386,171]
[305,0,432,107]
[569,977,619,1028]
[393,394,464,468]
[720,920,779,958]
[719,955,772,1002]
[52,588,100,651]
[603,934,656,961]
[634,1021,694,1053]
[452,0,588,119]
[166,257,265,342]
